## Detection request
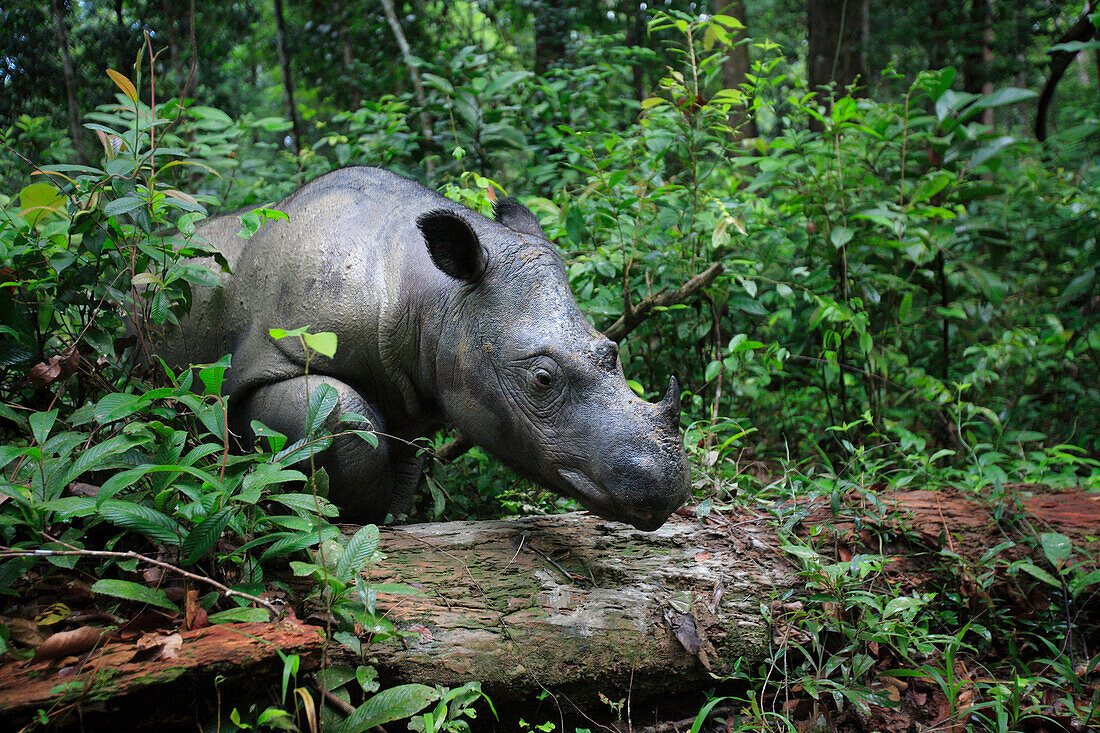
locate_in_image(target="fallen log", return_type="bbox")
[0,620,325,730]
[344,511,798,706]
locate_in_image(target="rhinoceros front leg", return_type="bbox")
[231,376,420,523]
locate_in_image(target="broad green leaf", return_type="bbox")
[61,434,137,487]
[92,579,180,613]
[199,355,231,396]
[303,331,337,358]
[1049,40,1100,53]
[306,383,339,436]
[98,500,183,545]
[830,226,853,249]
[1017,561,1060,588]
[103,196,147,217]
[180,506,236,565]
[94,393,145,423]
[259,532,322,562]
[335,525,380,583]
[29,410,58,446]
[336,684,440,733]
[0,445,27,471]
[971,87,1037,110]
[1039,532,1072,567]
[19,183,67,226]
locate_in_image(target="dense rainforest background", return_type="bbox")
[1,0,1099,731]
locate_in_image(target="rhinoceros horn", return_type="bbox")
[659,375,681,430]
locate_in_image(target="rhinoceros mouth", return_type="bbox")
[558,468,665,532]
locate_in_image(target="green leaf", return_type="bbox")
[303,331,337,358]
[337,684,440,733]
[61,434,137,487]
[269,326,309,340]
[92,579,180,613]
[29,410,58,446]
[181,506,236,565]
[20,183,67,227]
[971,87,1037,111]
[199,355,232,396]
[1039,532,1072,568]
[103,196,147,218]
[306,383,339,437]
[830,226,853,249]
[0,445,28,471]
[1016,562,1061,588]
[98,500,183,545]
[899,292,913,320]
[1049,40,1100,53]
[259,532,322,562]
[94,393,145,423]
[336,525,380,583]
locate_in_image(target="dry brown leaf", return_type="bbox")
[6,617,49,646]
[183,589,209,631]
[34,626,106,660]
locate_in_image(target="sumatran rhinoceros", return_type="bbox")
[158,167,690,530]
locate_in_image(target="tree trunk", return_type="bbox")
[623,0,648,102]
[336,2,360,110]
[335,511,797,703]
[806,0,867,99]
[159,0,184,87]
[713,0,757,140]
[1036,1,1098,140]
[50,0,86,164]
[380,0,434,177]
[273,0,303,154]
[534,0,569,76]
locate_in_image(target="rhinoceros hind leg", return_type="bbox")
[232,376,398,523]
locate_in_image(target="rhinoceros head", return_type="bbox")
[417,201,690,531]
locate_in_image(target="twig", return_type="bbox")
[604,262,724,342]
[525,537,588,586]
[639,706,735,732]
[433,434,471,463]
[0,546,281,617]
[310,675,355,716]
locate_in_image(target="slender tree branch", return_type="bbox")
[380,0,435,176]
[604,262,724,342]
[1036,2,1098,140]
[0,546,281,617]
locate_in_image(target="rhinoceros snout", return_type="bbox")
[600,436,690,530]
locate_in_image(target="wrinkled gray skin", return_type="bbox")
[159,167,690,530]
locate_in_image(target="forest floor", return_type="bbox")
[0,482,1097,732]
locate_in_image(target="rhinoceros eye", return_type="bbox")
[525,356,559,393]
[534,368,553,388]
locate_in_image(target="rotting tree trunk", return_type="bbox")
[336,511,798,704]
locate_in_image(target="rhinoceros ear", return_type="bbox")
[418,210,487,283]
[493,198,545,238]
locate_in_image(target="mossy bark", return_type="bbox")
[340,512,797,704]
